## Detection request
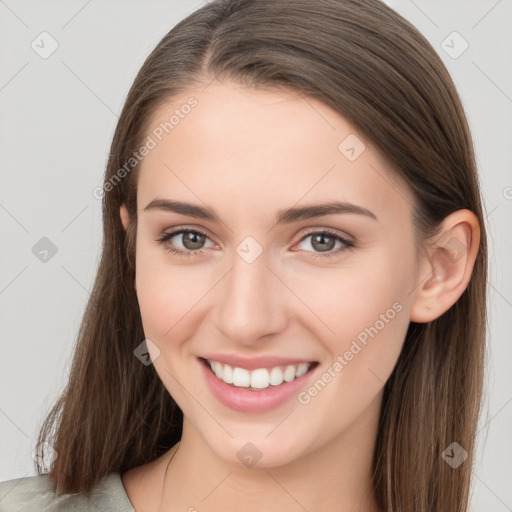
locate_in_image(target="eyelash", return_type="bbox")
[155,227,354,260]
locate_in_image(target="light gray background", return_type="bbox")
[0,1,511,510]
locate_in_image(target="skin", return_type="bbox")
[119,80,480,512]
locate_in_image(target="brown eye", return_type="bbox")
[179,231,206,250]
[310,233,337,252]
[296,230,354,259]
[155,228,215,257]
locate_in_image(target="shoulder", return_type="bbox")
[0,472,135,512]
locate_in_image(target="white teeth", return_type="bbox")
[283,365,296,382]
[250,368,269,389]
[232,367,250,387]
[269,366,283,386]
[296,363,310,377]
[223,363,234,384]
[206,359,312,390]
[212,361,223,379]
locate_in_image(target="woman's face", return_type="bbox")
[128,80,422,467]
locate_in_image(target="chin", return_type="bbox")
[208,434,309,470]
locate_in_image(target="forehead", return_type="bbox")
[136,80,414,226]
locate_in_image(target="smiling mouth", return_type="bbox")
[199,357,319,391]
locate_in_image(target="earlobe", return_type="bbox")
[120,204,130,231]
[410,209,480,323]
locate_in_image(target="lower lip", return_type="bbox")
[199,358,318,413]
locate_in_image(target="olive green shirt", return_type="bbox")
[0,472,135,511]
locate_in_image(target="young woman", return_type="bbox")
[0,0,487,510]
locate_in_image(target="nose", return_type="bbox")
[212,250,289,346]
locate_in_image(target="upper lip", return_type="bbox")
[200,353,318,371]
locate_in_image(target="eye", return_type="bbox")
[295,229,354,259]
[156,227,354,259]
[155,228,216,257]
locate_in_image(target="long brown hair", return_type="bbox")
[36,1,488,510]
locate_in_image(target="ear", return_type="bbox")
[120,203,130,231]
[410,209,480,323]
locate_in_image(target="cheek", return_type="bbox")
[136,224,416,362]
[292,245,414,382]
[136,271,197,343]
[135,240,219,347]
[289,256,413,443]
[299,250,412,327]
[135,240,187,340]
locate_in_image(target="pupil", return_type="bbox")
[183,232,204,250]
[180,232,335,252]
[312,234,334,252]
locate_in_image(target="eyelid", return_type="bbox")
[295,226,354,244]
[158,225,354,246]
[161,225,219,245]
[157,225,355,258]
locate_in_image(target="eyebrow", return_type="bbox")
[143,198,377,224]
